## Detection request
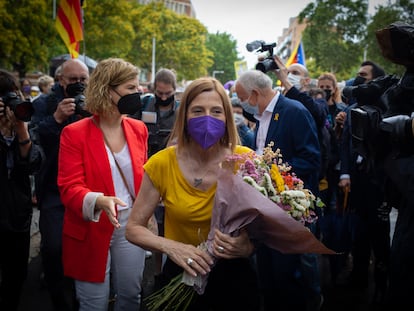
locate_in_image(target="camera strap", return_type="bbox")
[91,118,136,201]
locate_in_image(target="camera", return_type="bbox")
[1,92,33,122]
[246,40,278,73]
[349,22,414,167]
[74,94,91,117]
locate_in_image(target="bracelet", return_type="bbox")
[18,139,31,146]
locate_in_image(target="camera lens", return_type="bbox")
[256,58,278,73]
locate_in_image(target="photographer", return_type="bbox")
[339,61,391,302]
[344,22,414,307]
[0,69,43,310]
[31,58,90,311]
[130,68,179,280]
[132,68,179,158]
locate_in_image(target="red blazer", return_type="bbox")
[58,116,148,282]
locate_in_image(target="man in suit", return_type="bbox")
[235,70,321,311]
[31,58,90,311]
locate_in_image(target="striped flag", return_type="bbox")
[285,40,306,67]
[55,0,83,58]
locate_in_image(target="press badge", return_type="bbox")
[141,111,157,124]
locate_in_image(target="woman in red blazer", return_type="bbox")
[58,58,152,310]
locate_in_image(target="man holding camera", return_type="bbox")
[130,68,179,282]
[339,61,391,301]
[0,69,43,310]
[31,58,89,311]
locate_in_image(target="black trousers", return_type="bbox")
[349,170,390,277]
[0,230,30,311]
[155,257,260,311]
[39,204,76,310]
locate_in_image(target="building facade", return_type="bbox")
[135,0,195,17]
[276,17,307,63]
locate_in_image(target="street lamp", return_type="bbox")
[212,70,224,78]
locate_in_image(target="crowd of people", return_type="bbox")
[1,25,413,310]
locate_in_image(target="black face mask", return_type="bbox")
[155,95,174,107]
[117,92,142,115]
[324,89,332,101]
[352,76,366,86]
[66,82,85,97]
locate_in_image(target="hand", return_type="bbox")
[53,98,76,123]
[95,195,126,228]
[272,55,291,90]
[335,111,347,128]
[0,102,16,135]
[166,240,214,278]
[338,178,351,191]
[212,228,254,259]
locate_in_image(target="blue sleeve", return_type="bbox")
[237,124,255,149]
[285,87,328,129]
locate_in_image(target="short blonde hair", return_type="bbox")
[37,75,54,93]
[85,58,140,117]
[168,77,240,150]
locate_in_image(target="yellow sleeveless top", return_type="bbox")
[144,145,252,246]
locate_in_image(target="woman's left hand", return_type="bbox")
[212,228,254,259]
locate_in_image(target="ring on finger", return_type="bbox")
[217,246,225,253]
[186,257,194,266]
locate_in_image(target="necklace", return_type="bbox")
[193,177,203,187]
[190,159,213,188]
[185,150,222,188]
[193,167,211,187]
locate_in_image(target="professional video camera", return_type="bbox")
[347,22,414,163]
[1,91,33,122]
[246,40,278,73]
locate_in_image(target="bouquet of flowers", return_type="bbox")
[144,143,333,311]
[230,142,323,225]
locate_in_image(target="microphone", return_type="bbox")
[246,40,264,52]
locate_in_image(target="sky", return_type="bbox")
[191,0,390,70]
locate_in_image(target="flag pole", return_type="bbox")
[81,0,86,58]
[151,37,156,83]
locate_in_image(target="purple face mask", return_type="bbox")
[187,115,226,149]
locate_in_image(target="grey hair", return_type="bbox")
[236,70,272,94]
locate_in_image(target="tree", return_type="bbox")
[365,0,414,76]
[205,32,240,84]
[83,0,136,61]
[129,2,213,81]
[298,0,368,81]
[0,0,56,77]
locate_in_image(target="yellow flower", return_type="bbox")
[270,163,285,193]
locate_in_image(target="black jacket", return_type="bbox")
[0,137,43,232]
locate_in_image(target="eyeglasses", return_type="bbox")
[155,90,175,97]
[63,76,88,83]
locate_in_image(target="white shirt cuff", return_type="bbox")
[83,192,104,222]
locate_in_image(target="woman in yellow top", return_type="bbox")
[126,77,260,310]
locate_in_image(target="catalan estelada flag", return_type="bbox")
[285,40,306,67]
[55,0,83,58]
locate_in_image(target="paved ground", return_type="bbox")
[17,208,397,311]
